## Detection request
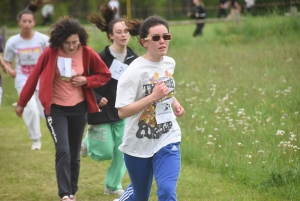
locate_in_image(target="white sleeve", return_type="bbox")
[40,33,50,50]
[3,37,16,62]
[115,69,139,109]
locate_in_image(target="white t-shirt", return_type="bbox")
[115,56,181,158]
[4,31,49,90]
[245,0,255,8]
[41,4,54,17]
[108,0,120,18]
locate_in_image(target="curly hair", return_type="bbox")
[49,17,88,49]
[17,0,43,20]
[88,3,129,42]
[124,16,169,47]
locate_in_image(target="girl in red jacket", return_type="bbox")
[15,17,111,201]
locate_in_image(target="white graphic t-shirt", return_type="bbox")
[115,56,181,158]
[4,31,49,90]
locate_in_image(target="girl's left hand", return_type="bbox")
[173,102,185,117]
[71,76,87,87]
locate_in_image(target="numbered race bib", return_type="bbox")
[57,56,72,80]
[109,59,128,80]
[19,52,40,65]
[155,97,177,124]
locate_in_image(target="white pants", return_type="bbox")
[17,88,44,140]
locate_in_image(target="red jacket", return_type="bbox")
[17,46,111,115]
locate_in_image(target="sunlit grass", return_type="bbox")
[0,15,299,200]
[169,15,300,200]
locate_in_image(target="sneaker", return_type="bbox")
[80,140,87,157]
[70,195,76,201]
[12,102,17,107]
[31,141,41,150]
[104,187,124,195]
[113,199,119,201]
[60,196,70,201]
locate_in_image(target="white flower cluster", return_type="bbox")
[275,130,285,136]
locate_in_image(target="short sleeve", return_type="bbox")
[115,69,139,109]
[41,33,50,50]
[3,37,16,62]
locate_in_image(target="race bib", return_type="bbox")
[155,97,176,124]
[109,59,128,80]
[57,56,72,78]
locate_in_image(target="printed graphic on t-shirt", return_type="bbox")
[18,47,41,75]
[136,70,175,139]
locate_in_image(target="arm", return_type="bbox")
[16,49,49,116]
[71,49,111,87]
[172,97,185,118]
[85,48,111,88]
[1,39,16,77]
[0,53,5,70]
[118,81,169,119]
[2,60,16,78]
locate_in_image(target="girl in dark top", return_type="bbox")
[188,0,207,37]
[217,0,228,18]
[80,4,138,196]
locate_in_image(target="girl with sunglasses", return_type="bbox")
[80,4,138,196]
[15,16,111,201]
[3,1,48,150]
[114,15,185,201]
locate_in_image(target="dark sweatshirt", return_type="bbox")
[87,46,138,125]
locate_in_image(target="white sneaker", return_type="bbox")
[80,140,87,157]
[104,187,124,195]
[31,141,41,150]
[113,199,119,201]
[60,196,71,201]
[12,102,17,107]
[70,195,76,201]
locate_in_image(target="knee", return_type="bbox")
[56,146,71,161]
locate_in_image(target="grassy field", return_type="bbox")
[0,15,299,200]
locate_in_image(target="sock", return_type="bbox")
[33,138,40,143]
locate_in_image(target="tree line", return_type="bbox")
[0,0,295,26]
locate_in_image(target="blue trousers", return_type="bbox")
[119,142,181,201]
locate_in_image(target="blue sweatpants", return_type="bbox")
[119,142,181,201]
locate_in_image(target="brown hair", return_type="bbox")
[88,4,123,42]
[124,16,168,46]
[49,17,88,49]
[17,0,43,20]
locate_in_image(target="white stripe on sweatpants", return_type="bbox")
[119,186,134,201]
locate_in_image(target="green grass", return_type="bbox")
[1,15,300,200]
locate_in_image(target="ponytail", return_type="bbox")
[18,0,43,20]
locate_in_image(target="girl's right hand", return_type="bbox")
[7,68,16,78]
[98,97,108,107]
[151,81,169,101]
[15,105,24,117]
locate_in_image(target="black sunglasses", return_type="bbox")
[144,34,172,41]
